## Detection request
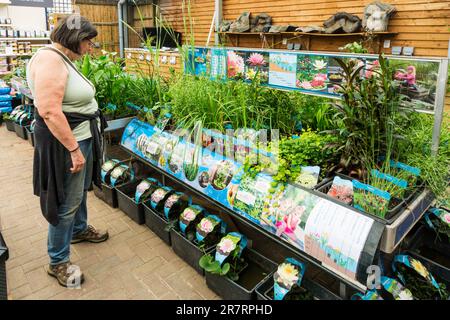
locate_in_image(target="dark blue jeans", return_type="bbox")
[47,138,93,265]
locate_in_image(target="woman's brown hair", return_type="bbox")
[50,15,97,55]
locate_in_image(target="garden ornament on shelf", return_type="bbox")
[322,12,362,34]
[363,1,397,32]
[229,12,251,33]
[250,13,272,33]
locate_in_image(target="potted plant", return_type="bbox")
[94,159,135,208]
[116,177,160,224]
[202,233,277,300]
[392,254,449,300]
[143,187,189,246]
[255,258,341,300]
[170,207,223,275]
[2,112,14,132]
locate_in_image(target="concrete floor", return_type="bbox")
[0,125,219,300]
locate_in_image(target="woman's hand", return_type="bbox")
[70,148,86,173]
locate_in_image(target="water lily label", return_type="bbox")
[268,52,297,88]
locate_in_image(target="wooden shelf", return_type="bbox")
[218,31,397,53]
[219,31,397,37]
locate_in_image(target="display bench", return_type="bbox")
[124,48,182,79]
[118,118,435,292]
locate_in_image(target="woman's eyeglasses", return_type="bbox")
[87,39,98,48]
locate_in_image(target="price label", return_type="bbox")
[146,55,151,61]
[139,54,144,61]
[127,53,132,59]
[170,56,176,65]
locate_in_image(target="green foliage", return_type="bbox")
[167,75,307,134]
[199,254,230,276]
[398,113,450,199]
[339,42,368,54]
[75,52,168,120]
[328,55,407,177]
[2,113,11,120]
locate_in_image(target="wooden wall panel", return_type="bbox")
[157,0,450,57]
[78,3,120,53]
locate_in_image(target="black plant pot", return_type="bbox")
[205,249,277,300]
[170,228,216,276]
[13,122,28,140]
[143,202,173,246]
[26,127,34,147]
[93,183,119,208]
[255,273,341,300]
[116,180,145,225]
[0,231,9,301]
[404,224,450,270]
[5,119,14,132]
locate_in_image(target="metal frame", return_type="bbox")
[214,0,222,46]
[190,45,449,155]
[119,145,368,295]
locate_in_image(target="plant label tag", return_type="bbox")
[146,142,159,155]
[139,54,144,61]
[127,53,132,59]
[236,190,256,206]
[146,55,151,61]
[255,178,270,194]
[170,56,176,65]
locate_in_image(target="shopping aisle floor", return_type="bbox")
[0,126,219,300]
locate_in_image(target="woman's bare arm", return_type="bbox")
[31,50,85,173]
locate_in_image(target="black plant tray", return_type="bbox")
[26,127,34,147]
[404,224,450,270]
[170,228,216,276]
[14,122,28,140]
[4,119,14,132]
[315,174,425,225]
[116,180,145,224]
[405,250,450,289]
[255,272,341,300]
[205,248,277,300]
[93,183,119,208]
[0,231,9,300]
[143,202,173,246]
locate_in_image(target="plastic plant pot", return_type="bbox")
[205,248,277,300]
[116,180,147,225]
[0,231,9,300]
[405,224,450,270]
[255,272,341,300]
[26,127,34,147]
[4,119,14,132]
[93,183,119,208]
[143,201,173,246]
[14,122,28,140]
[170,228,216,276]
